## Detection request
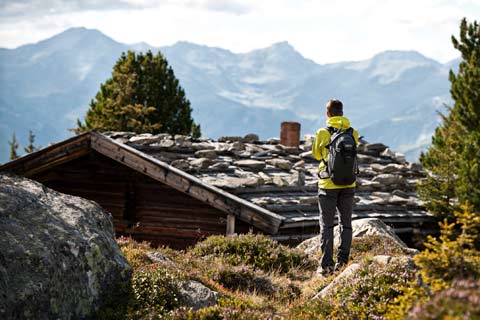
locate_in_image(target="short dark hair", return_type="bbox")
[326,99,343,116]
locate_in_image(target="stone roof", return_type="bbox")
[103,131,431,237]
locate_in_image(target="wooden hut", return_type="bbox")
[0,131,435,248]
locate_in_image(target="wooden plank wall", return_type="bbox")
[31,151,248,249]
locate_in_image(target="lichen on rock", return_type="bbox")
[0,173,132,319]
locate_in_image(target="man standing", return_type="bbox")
[312,99,359,275]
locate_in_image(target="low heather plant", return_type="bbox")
[191,233,316,274]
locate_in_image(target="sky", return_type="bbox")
[0,0,479,64]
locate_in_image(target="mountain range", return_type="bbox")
[0,27,459,163]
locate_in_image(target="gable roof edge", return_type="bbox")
[89,132,285,234]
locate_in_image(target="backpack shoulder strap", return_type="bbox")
[325,126,336,135]
[323,126,336,150]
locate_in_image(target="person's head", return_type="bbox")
[326,99,343,118]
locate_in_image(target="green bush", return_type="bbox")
[129,265,180,318]
[414,204,480,290]
[191,233,316,274]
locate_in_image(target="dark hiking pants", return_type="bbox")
[318,187,355,269]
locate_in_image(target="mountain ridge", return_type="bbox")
[0,27,458,163]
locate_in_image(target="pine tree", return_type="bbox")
[418,18,480,218]
[449,19,480,213]
[24,130,39,154]
[74,51,201,137]
[8,132,19,160]
[418,113,459,216]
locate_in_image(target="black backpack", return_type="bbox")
[320,126,358,185]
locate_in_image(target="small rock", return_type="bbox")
[242,133,260,143]
[190,158,214,169]
[158,139,175,148]
[299,196,317,205]
[293,160,305,169]
[394,152,406,164]
[384,163,406,173]
[267,138,280,144]
[258,172,273,184]
[357,154,376,164]
[218,136,242,142]
[272,176,289,187]
[129,134,154,145]
[175,135,192,148]
[191,142,216,151]
[178,280,218,311]
[246,144,264,154]
[303,134,315,152]
[106,131,136,139]
[380,148,395,158]
[370,163,385,172]
[114,137,129,144]
[235,151,252,158]
[195,149,217,159]
[365,143,388,154]
[315,264,362,298]
[392,189,410,198]
[266,159,292,170]
[211,162,230,170]
[288,171,305,186]
[388,195,410,205]
[171,159,190,170]
[229,141,246,152]
[234,160,266,171]
[372,255,392,265]
[214,143,231,152]
[300,151,315,160]
[146,252,175,266]
[407,162,423,172]
[372,174,404,185]
[355,179,382,191]
[277,144,301,154]
[203,176,262,189]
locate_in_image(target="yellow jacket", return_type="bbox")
[312,116,359,189]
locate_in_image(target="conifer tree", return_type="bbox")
[419,18,480,218]
[8,132,19,160]
[418,113,459,216]
[24,130,39,154]
[74,51,200,137]
[448,19,480,213]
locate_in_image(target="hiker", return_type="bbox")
[312,99,359,275]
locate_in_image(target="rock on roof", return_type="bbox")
[103,131,431,240]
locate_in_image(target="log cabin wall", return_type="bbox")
[30,151,255,249]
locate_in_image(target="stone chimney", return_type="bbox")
[280,121,301,147]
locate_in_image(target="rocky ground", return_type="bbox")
[1,174,478,319]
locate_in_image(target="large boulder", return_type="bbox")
[0,174,132,319]
[297,218,408,255]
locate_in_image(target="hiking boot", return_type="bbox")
[334,262,346,272]
[316,265,334,276]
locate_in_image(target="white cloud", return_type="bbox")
[0,0,478,63]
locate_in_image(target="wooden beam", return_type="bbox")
[0,133,91,176]
[226,214,235,236]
